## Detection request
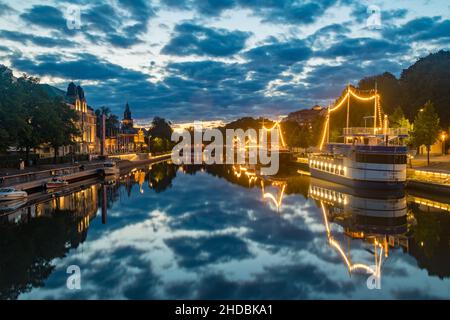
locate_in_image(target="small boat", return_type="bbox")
[102,162,120,175]
[45,177,69,189]
[0,188,28,201]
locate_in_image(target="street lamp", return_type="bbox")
[441,132,447,155]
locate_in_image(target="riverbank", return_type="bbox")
[0,153,172,192]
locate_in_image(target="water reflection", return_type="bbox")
[0,161,449,299]
[0,184,99,300]
[308,178,409,289]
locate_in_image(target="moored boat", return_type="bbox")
[45,177,69,189]
[309,86,409,189]
[0,187,28,201]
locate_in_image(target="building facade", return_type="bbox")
[36,83,97,158]
[117,103,147,153]
[66,83,97,155]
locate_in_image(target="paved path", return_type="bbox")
[0,160,104,177]
[410,154,450,173]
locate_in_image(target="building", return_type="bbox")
[117,103,147,153]
[419,132,447,156]
[36,83,97,158]
[283,105,326,128]
[66,83,97,154]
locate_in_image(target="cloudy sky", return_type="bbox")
[0,0,449,122]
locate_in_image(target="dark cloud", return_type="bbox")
[19,2,155,48]
[0,1,15,16]
[350,2,408,25]
[20,5,67,31]
[80,1,154,48]
[81,3,121,35]
[162,0,338,25]
[0,30,74,48]
[10,53,148,81]
[383,17,450,43]
[252,0,338,25]
[162,22,251,57]
[320,37,410,60]
[244,39,312,66]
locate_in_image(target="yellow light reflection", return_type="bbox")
[320,201,383,280]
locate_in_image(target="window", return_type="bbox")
[355,153,407,164]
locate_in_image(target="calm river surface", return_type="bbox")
[1,162,449,300]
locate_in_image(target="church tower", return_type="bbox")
[122,102,134,129]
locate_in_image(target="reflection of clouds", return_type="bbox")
[391,288,440,300]
[19,169,450,299]
[165,234,253,268]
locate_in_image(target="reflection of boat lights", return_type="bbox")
[320,201,383,279]
[261,181,286,211]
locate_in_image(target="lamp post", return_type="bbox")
[441,132,447,155]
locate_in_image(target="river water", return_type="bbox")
[1,162,449,300]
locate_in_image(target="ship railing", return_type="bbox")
[343,127,409,137]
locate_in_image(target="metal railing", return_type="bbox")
[343,127,409,136]
[0,163,104,187]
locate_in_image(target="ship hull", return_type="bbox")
[310,167,405,190]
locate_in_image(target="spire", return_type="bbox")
[124,102,132,120]
[76,85,85,101]
[66,82,77,97]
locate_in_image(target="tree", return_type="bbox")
[389,106,413,146]
[95,107,120,138]
[0,66,22,152]
[412,101,440,165]
[400,50,450,127]
[358,72,402,116]
[14,76,53,163]
[147,117,173,153]
[41,100,80,163]
[148,117,172,140]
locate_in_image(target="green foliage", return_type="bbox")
[389,107,413,146]
[0,66,80,158]
[358,51,450,127]
[223,117,273,131]
[412,101,440,164]
[148,117,173,141]
[281,121,305,148]
[147,117,173,153]
[412,101,440,147]
[95,106,120,137]
[42,100,80,160]
[358,72,401,116]
[281,119,325,148]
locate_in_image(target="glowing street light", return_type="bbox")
[441,132,447,155]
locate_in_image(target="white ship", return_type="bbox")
[309,86,409,189]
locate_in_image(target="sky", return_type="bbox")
[0,0,449,123]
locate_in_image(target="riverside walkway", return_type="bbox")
[0,153,172,192]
